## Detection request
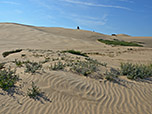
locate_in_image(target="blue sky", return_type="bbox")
[0,0,151,36]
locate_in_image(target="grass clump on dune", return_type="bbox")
[71,60,99,76]
[105,75,114,81]
[98,39,143,47]
[13,59,24,67]
[120,63,152,79]
[0,68,19,90]
[27,82,41,99]
[105,68,120,81]
[50,61,66,70]
[24,61,42,74]
[62,50,88,57]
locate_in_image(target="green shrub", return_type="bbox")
[62,50,88,57]
[27,82,41,99]
[13,59,23,67]
[105,75,114,81]
[120,63,152,79]
[0,68,19,90]
[105,68,119,81]
[98,39,143,47]
[71,60,98,76]
[50,61,66,70]
[24,61,42,74]
[2,49,22,57]
[106,68,120,77]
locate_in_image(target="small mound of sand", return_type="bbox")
[117,34,131,37]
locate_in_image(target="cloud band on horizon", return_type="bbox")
[0,1,20,5]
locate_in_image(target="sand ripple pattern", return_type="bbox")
[0,71,152,114]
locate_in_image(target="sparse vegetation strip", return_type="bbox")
[98,39,143,47]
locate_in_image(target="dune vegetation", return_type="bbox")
[0,68,19,90]
[98,39,143,47]
[120,63,152,79]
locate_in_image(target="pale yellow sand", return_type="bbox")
[0,23,152,114]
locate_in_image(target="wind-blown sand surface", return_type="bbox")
[0,23,152,114]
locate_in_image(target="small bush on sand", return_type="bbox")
[0,68,19,90]
[27,82,41,99]
[71,60,98,76]
[105,75,114,81]
[105,68,120,81]
[120,63,152,79]
[13,59,23,67]
[50,61,66,70]
[24,61,42,74]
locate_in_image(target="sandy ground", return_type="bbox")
[0,23,152,114]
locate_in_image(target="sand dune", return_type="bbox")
[0,23,152,114]
[116,34,131,37]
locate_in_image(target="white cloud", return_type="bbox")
[0,1,21,5]
[70,14,108,27]
[119,0,134,3]
[61,0,131,10]
[30,0,65,14]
